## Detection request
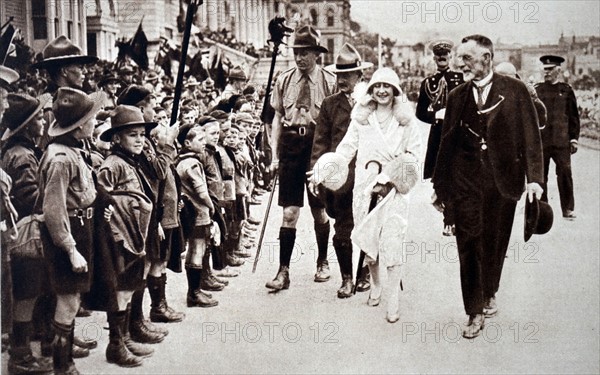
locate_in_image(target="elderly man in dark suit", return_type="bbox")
[309,43,373,298]
[433,35,544,339]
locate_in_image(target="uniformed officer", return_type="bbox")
[535,55,580,220]
[416,40,464,236]
[266,25,337,291]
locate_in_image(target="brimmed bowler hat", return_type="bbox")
[100,105,157,142]
[31,36,98,70]
[48,87,105,137]
[1,93,47,141]
[524,198,554,241]
[289,25,328,53]
[326,43,373,73]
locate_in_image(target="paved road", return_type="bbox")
[3,122,599,374]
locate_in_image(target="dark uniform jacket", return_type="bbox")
[311,91,356,194]
[416,69,463,179]
[433,74,543,202]
[535,81,580,148]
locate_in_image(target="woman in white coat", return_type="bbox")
[312,68,421,323]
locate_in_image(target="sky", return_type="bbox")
[349,0,600,45]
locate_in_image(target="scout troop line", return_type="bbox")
[0,25,580,375]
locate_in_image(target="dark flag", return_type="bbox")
[130,21,149,69]
[0,24,16,64]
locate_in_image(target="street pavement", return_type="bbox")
[2,121,599,374]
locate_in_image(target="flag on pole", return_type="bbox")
[129,19,149,69]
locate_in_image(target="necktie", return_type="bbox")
[475,81,492,110]
[296,75,311,110]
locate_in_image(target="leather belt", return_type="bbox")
[283,125,313,136]
[68,207,94,219]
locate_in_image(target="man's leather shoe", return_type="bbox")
[225,254,245,267]
[8,354,53,374]
[462,314,485,339]
[76,307,92,317]
[337,276,354,298]
[247,216,261,226]
[209,273,229,286]
[314,260,330,282]
[234,249,252,258]
[72,344,89,358]
[73,335,97,350]
[187,291,219,307]
[483,297,498,317]
[563,210,576,220]
[214,267,240,277]
[129,320,166,344]
[265,266,290,290]
[150,303,185,323]
[200,276,225,291]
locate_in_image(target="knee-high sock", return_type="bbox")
[314,221,330,263]
[279,227,296,267]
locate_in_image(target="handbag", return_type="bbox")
[5,214,45,259]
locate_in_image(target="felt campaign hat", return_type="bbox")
[228,66,247,81]
[0,65,19,87]
[326,43,373,73]
[313,152,349,191]
[289,25,328,53]
[31,36,97,70]
[100,105,157,141]
[1,93,47,141]
[48,87,105,137]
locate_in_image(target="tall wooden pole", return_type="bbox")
[170,0,203,126]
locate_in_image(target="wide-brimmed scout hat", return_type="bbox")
[326,43,373,73]
[144,71,160,82]
[117,85,151,106]
[31,36,98,70]
[100,105,157,142]
[524,198,554,242]
[367,67,401,96]
[228,66,247,81]
[48,87,105,137]
[0,65,19,87]
[289,25,328,53]
[1,93,47,141]
[185,76,201,88]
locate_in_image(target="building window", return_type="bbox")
[68,21,73,39]
[327,8,335,27]
[32,0,47,40]
[325,38,335,65]
[165,27,174,40]
[310,8,318,26]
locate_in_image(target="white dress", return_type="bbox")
[335,104,422,267]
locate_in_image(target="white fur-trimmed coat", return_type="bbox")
[334,93,422,266]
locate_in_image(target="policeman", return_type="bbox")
[266,25,336,291]
[535,55,580,220]
[416,40,463,236]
